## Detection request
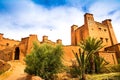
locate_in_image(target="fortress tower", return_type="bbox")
[71,13,118,49]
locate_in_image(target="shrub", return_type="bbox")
[109,64,120,72]
[100,64,120,73]
[24,43,64,80]
[118,58,120,64]
[68,60,81,78]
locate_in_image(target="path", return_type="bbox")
[0,60,42,80]
[6,61,27,80]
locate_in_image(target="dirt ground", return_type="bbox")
[0,60,42,80]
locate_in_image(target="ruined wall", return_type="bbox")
[98,51,118,65]
[105,43,120,59]
[0,33,20,61]
[0,33,20,50]
[0,47,14,61]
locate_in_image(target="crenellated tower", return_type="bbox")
[71,25,78,45]
[102,19,118,45]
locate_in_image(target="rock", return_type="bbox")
[32,76,43,80]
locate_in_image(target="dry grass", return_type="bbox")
[87,72,120,80]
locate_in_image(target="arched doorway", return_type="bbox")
[14,47,20,60]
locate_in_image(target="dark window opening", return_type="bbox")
[104,29,107,32]
[100,37,103,42]
[105,38,108,42]
[14,47,20,60]
[6,43,9,46]
[98,28,101,30]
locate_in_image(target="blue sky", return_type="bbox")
[0,0,120,45]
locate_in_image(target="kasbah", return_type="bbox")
[0,13,120,66]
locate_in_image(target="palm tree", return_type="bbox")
[72,37,105,79]
[72,49,89,80]
[80,37,103,74]
[72,47,95,80]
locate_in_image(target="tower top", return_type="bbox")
[84,13,93,16]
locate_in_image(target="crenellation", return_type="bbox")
[0,33,3,40]
[42,35,48,42]
[56,39,62,44]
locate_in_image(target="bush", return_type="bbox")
[100,64,120,73]
[118,58,120,64]
[68,60,81,78]
[109,64,120,72]
[24,43,64,80]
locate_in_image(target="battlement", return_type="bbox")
[3,38,20,42]
[84,13,94,24]
[0,33,3,40]
[84,13,93,16]
[102,19,112,26]
[42,35,48,42]
[41,35,62,45]
[56,39,62,44]
[71,25,78,31]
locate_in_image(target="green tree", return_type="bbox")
[71,37,104,80]
[80,37,103,74]
[94,55,109,73]
[72,49,92,80]
[24,43,64,80]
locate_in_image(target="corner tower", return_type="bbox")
[71,25,78,45]
[84,13,94,25]
[102,19,118,45]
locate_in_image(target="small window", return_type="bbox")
[98,28,101,30]
[105,38,108,42]
[100,37,103,41]
[104,29,107,32]
[6,43,9,46]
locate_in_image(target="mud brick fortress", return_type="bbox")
[0,13,120,65]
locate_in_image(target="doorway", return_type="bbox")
[14,47,20,60]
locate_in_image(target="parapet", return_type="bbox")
[42,35,48,42]
[84,13,93,16]
[0,33,3,40]
[29,34,37,36]
[84,13,94,24]
[56,39,62,44]
[71,25,78,31]
[102,19,112,24]
[102,19,112,27]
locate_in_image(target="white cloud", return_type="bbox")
[0,0,120,45]
[0,0,84,45]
